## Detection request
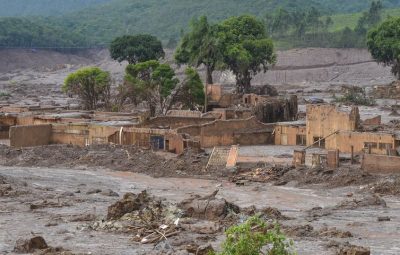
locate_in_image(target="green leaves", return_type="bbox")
[213,216,295,255]
[180,67,205,109]
[218,15,276,92]
[175,16,222,84]
[126,60,178,97]
[367,17,400,79]
[110,34,165,64]
[63,67,110,110]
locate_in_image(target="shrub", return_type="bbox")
[212,216,295,255]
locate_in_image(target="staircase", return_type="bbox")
[206,145,239,169]
[206,147,231,169]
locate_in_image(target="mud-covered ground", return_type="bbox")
[0,145,400,254]
[0,48,395,109]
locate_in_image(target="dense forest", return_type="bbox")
[0,0,399,48]
[1,0,400,17]
[0,0,110,16]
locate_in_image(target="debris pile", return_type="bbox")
[178,190,239,221]
[367,176,400,196]
[230,166,292,184]
[337,194,386,209]
[0,174,27,197]
[14,236,48,253]
[0,144,209,178]
[89,190,181,244]
[327,241,370,255]
[283,225,352,239]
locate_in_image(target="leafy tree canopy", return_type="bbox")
[63,67,110,110]
[175,16,222,84]
[367,16,400,79]
[179,67,205,110]
[110,34,165,64]
[125,60,178,116]
[218,15,276,92]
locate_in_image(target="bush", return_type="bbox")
[211,216,295,255]
[333,87,376,106]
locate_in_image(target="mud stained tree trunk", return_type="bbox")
[206,65,213,84]
[236,71,252,93]
[393,61,400,80]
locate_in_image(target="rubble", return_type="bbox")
[337,194,387,209]
[107,191,161,220]
[178,190,239,221]
[367,176,400,196]
[0,144,209,178]
[377,216,391,222]
[14,236,48,253]
[328,241,371,255]
[283,225,352,239]
[252,95,298,123]
[230,166,292,183]
[0,174,28,197]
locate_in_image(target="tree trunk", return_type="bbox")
[206,65,213,84]
[236,71,252,94]
[393,61,400,80]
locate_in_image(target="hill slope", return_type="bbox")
[1,0,400,48]
[2,0,400,17]
[0,0,110,16]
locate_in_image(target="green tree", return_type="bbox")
[355,1,383,35]
[110,34,165,64]
[124,60,179,116]
[218,15,276,93]
[367,17,400,79]
[63,67,110,110]
[212,216,295,255]
[179,67,205,110]
[175,16,222,85]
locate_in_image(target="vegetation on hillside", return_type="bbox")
[2,0,400,17]
[0,17,88,48]
[0,0,399,49]
[0,0,110,16]
[267,1,385,48]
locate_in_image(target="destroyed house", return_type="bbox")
[276,104,400,156]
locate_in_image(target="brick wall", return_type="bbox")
[362,154,400,174]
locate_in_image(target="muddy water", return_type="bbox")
[0,166,399,254]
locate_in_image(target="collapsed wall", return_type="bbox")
[252,95,298,123]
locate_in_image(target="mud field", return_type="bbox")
[0,145,400,254]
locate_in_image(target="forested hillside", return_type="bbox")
[0,0,399,48]
[0,0,110,16]
[1,0,400,17]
